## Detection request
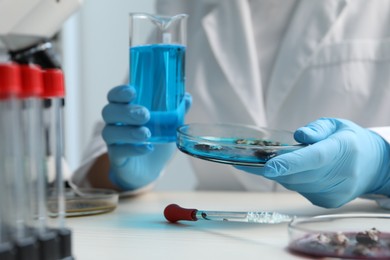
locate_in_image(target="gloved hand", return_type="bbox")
[235,118,390,208]
[101,84,192,191]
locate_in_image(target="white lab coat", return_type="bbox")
[72,0,390,206]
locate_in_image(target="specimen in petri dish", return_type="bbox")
[288,215,390,259]
[177,124,305,166]
[289,228,390,259]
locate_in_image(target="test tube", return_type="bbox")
[0,208,15,260]
[0,155,13,260]
[42,69,73,260]
[0,82,15,258]
[0,63,38,260]
[19,64,59,260]
[0,66,13,260]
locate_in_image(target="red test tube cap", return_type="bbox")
[0,63,21,99]
[20,64,44,98]
[42,69,65,98]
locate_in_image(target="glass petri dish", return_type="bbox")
[47,188,119,217]
[288,214,390,259]
[176,123,306,166]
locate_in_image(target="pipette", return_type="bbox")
[164,204,293,224]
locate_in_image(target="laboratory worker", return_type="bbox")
[71,0,390,208]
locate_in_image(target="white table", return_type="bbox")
[67,192,389,260]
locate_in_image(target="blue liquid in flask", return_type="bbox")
[130,44,186,142]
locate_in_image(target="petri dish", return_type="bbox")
[176,123,306,166]
[288,214,390,259]
[47,188,119,217]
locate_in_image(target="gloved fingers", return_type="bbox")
[269,169,323,185]
[108,143,153,159]
[102,103,150,125]
[278,176,346,194]
[294,118,339,144]
[184,92,192,113]
[102,125,151,145]
[235,164,326,185]
[107,85,136,103]
[108,143,174,191]
[300,189,355,208]
[263,136,341,177]
[233,165,267,176]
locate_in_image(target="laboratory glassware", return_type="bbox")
[42,69,74,260]
[0,63,39,260]
[42,71,118,220]
[42,69,66,228]
[129,13,188,142]
[176,123,306,166]
[20,64,60,260]
[0,210,14,260]
[164,204,293,224]
[288,214,390,259]
[0,64,15,260]
[61,187,118,217]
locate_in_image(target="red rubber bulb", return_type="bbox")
[164,204,198,223]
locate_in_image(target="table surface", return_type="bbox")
[66,191,389,260]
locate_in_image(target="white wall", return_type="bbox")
[61,0,196,190]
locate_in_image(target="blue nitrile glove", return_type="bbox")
[101,85,192,191]
[235,118,390,208]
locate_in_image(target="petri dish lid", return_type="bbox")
[288,214,390,259]
[47,188,119,217]
[176,123,306,166]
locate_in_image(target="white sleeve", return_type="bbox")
[368,126,390,210]
[70,122,107,188]
[69,121,157,197]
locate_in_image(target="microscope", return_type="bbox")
[0,0,82,68]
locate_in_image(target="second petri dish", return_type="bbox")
[288,214,390,259]
[176,123,306,166]
[47,188,119,217]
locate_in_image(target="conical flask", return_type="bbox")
[129,13,188,142]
